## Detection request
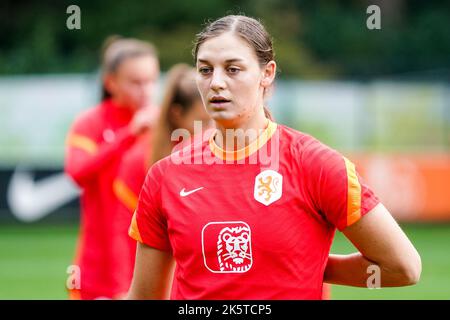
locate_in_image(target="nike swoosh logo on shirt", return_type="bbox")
[180,187,204,197]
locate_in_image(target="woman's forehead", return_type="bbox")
[197,33,256,63]
[115,54,159,74]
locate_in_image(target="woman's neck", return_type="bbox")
[213,110,269,152]
[110,97,137,112]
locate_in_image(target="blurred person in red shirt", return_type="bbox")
[64,36,160,299]
[112,64,211,297]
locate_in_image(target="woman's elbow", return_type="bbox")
[391,252,422,286]
[404,253,422,285]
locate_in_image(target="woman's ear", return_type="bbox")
[261,60,276,88]
[103,73,116,96]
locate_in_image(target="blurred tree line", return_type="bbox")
[1,0,449,79]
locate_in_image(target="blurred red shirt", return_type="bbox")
[111,133,152,296]
[64,98,138,299]
[112,131,197,294]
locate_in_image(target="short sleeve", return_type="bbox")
[301,137,380,231]
[128,161,172,251]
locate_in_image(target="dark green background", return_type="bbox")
[1,0,450,79]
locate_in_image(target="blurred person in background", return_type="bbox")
[64,36,160,299]
[112,63,211,297]
[127,15,421,300]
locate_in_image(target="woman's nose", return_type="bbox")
[210,70,226,91]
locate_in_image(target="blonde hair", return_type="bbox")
[150,64,201,165]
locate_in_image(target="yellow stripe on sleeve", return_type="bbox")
[67,134,98,154]
[129,211,143,243]
[113,179,139,212]
[344,157,362,227]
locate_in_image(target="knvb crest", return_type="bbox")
[254,170,283,206]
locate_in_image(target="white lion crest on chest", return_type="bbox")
[217,226,252,272]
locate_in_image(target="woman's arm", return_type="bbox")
[65,106,158,187]
[126,242,175,299]
[64,126,137,186]
[324,203,422,287]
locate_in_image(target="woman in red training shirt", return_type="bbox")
[64,36,160,299]
[127,15,421,299]
[111,64,211,296]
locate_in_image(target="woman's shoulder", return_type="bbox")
[277,123,342,164]
[71,101,104,129]
[277,123,324,150]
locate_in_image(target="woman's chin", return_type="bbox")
[210,110,235,122]
[211,118,244,130]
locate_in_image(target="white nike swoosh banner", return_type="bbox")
[7,167,81,222]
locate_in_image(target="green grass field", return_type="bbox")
[0,223,449,299]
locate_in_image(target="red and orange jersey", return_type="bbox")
[111,132,152,295]
[129,121,379,299]
[111,131,197,294]
[114,133,152,213]
[64,99,137,299]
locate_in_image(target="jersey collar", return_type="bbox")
[208,120,278,161]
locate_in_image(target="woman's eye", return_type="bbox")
[199,67,212,75]
[228,67,240,74]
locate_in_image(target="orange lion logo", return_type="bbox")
[217,226,252,272]
[254,170,283,206]
[257,176,280,201]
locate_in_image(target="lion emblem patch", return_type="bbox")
[202,221,253,273]
[254,170,283,206]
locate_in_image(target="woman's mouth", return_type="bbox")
[209,96,231,109]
